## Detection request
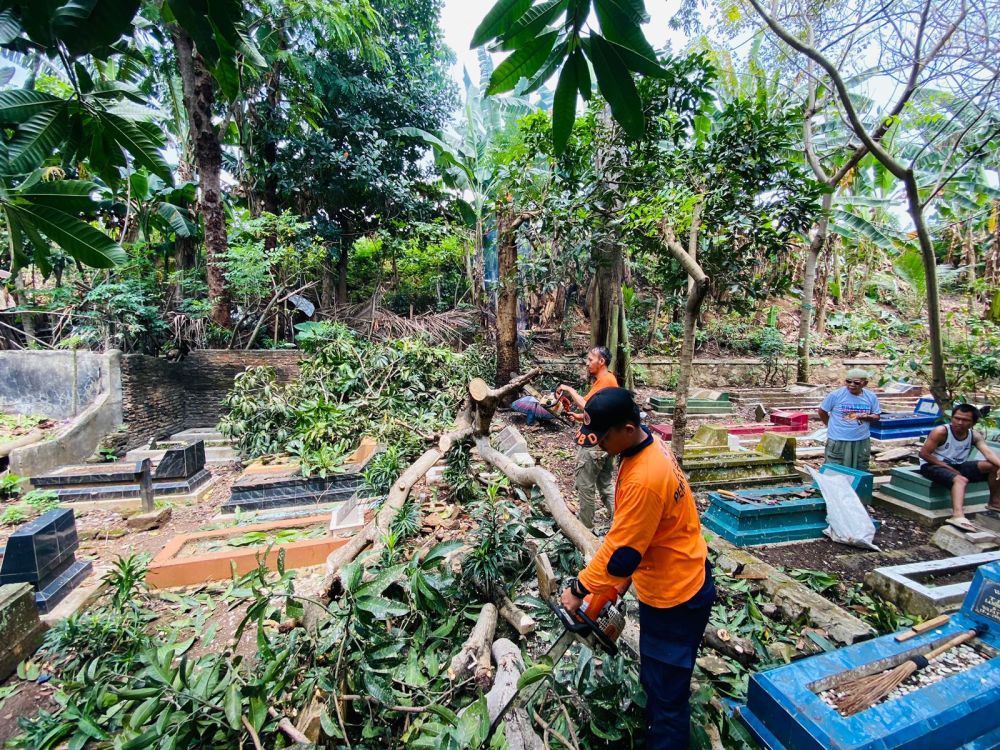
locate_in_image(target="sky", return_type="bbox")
[438,0,689,89]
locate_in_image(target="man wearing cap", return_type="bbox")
[559,388,715,749]
[556,346,619,528]
[818,369,881,471]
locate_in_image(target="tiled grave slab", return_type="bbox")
[651,411,809,441]
[0,583,45,680]
[147,515,362,588]
[684,433,798,489]
[0,509,92,613]
[154,441,207,479]
[873,468,990,525]
[736,560,1000,749]
[865,552,1000,619]
[222,439,379,514]
[702,464,874,546]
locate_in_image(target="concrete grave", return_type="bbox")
[650,410,809,441]
[649,393,734,417]
[31,441,213,509]
[221,438,378,514]
[126,427,239,466]
[736,560,1000,750]
[931,524,1000,557]
[702,464,875,546]
[873,467,991,526]
[870,397,941,443]
[865,552,1000,619]
[682,432,798,489]
[0,583,46,681]
[147,514,362,588]
[0,508,92,613]
[494,426,534,467]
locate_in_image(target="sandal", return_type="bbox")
[946,517,978,533]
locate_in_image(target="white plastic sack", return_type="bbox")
[807,466,879,550]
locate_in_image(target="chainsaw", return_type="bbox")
[487,579,631,738]
[523,384,576,424]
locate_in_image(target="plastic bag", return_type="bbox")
[807,466,879,550]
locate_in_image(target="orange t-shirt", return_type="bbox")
[578,434,707,608]
[583,370,618,401]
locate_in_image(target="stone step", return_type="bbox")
[172,428,227,443]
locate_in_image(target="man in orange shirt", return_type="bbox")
[557,346,618,528]
[560,388,715,750]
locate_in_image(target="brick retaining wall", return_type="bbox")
[120,350,301,450]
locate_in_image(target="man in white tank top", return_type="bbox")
[918,404,1000,531]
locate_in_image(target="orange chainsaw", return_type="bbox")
[487,579,632,738]
[524,385,576,424]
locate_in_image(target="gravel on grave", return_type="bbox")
[819,643,990,715]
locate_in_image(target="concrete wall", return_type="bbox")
[0,350,111,419]
[119,350,301,450]
[540,356,892,389]
[8,351,123,478]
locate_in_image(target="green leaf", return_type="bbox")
[594,0,656,60]
[472,0,534,47]
[94,111,172,183]
[496,0,568,50]
[893,248,927,298]
[20,180,99,214]
[586,34,644,138]
[155,203,194,236]
[552,54,578,154]
[425,704,459,727]
[574,46,592,99]
[6,203,127,268]
[487,30,559,95]
[362,670,396,706]
[354,595,410,619]
[0,10,20,45]
[224,684,242,730]
[516,662,552,689]
[354,563,407,598]
[422,540,463,565]
[828,208,900,252]
[8,104,68,174]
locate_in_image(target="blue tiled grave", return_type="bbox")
[0,509,92,614]
[735,560,1000,750]
[31,441,211,505]
[875,466,991,525]
[701,464,875,546]
[870,397,941,441]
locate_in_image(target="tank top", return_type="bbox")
[920,426,973,466]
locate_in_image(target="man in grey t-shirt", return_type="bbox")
[818,368,881,471]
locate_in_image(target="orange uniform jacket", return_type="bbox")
[584,370,618,401]
[578,433,707,609]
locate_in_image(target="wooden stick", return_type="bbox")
[497,594,537,635]
[895,614,950,642]
[448,603,498,688]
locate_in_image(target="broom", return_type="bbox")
[833,624,988,716]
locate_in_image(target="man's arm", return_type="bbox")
[918,426,957,472]
[861,393,881,422]
[818,408,830,426]
[561,481,660,612]
[557,384,587,410]
[973,432,1000,469]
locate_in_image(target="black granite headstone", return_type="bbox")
[0,509,92,613]
[153,441,206,480]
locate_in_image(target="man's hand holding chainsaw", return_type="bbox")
[561,388,716,750]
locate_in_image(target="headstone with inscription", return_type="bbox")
[736,560,1000,749]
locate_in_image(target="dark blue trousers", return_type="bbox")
[638,564,715,749]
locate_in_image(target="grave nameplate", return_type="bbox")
[0,509,92,613]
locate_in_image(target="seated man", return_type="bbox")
[918,403,1000,531]
[557,346,618,528]
[818,368,881,471]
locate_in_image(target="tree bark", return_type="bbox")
[495,209,535,386]
[797,191,833,383]
[172,27,231,327]
[987,199,1000,322]
[336,235,350,305]
[476,639,543,750]
[448,603,498,689]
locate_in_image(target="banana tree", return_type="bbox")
[395,57,534,312]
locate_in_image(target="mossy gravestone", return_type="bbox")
[0,583,45,680]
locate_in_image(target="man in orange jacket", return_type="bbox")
[559,387,715,750]
[556,346,619,528]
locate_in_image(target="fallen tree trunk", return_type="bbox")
[448,603,498,689]
[468,368,543,435]
[702,626,757,667]
[497,594,536,635]
[479,639,543,750]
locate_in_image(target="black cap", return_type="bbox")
[576,388,642,446]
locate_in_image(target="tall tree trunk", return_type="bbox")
[903,172,949,406]
[589,244,629,384]
[495,209,521,387]
[986,199,1000,322]
[336,235,350,305]
[170,158,196,307]
[173,27,231,327]
[673,277,709,461]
